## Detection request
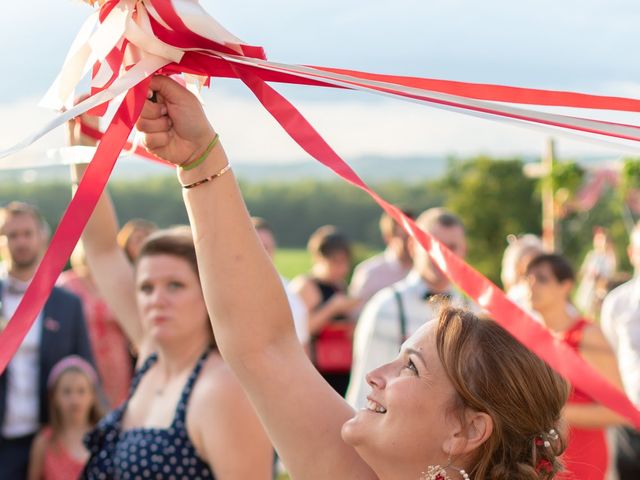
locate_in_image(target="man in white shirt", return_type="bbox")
[346,208,469,409]
[601,221,640,480]
[252,217,309,346]
[349,210,414,315]
[0,202,94,480]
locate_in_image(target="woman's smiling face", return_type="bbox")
[341,322,463,477]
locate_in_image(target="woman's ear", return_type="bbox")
[443,410,493,457]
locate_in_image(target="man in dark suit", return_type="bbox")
[0,201,95,479]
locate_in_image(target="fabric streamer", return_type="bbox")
[1,0,640,427]
[0,77,151,373]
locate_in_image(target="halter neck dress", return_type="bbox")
[82,349,215,479]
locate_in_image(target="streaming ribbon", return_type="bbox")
[2,0,640,427]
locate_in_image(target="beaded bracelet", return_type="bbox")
[179,133,219,171]
[181,164,232,189]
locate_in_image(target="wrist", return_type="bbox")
[181,129,218,167]
[180,133,219,171]
[176,137,229,187]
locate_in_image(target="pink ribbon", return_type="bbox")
[0,77,151,374]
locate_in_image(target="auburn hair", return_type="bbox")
[435,307,568,479]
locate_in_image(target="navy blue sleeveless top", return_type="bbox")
[82,349,214,479]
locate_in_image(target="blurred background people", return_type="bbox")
[349,209,414,315]
[291,226,359,396]
[0,201,95,480]
[501,233,544,305]
[526,253,627,480]
[27,356,102,480]
[57,245,132,408]
[601,221,640,480]
[346,207,470,409]
[116,219,157,264]
[252,217,309,346]
[575,227,617,319]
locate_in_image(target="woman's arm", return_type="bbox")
[68,114,147,353]
[563,403,629,428]
[564,324,630,428]
[136,76,374,480]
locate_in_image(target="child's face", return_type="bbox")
[54,371,95,424]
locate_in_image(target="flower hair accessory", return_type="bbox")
[421,465,470,480]
[541,428,559,448]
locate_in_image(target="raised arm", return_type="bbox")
[68,114,146,352]
[136,76,374,480]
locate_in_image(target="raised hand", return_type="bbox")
[137,75,216,167]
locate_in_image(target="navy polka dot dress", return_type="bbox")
[82,350,215,479]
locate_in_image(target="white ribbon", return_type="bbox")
[88,0,131,60]
[124,8,184,63]
[217,54,640,152]
[39,12,100,110]
[0,54,170,160]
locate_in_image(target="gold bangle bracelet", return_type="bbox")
[180,164,232,189]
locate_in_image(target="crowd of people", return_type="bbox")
[0,76,638,479]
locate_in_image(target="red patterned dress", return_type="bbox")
[41,428,86,480]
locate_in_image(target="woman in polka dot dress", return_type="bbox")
[69,115,273,479]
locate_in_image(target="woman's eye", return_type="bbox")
[139,283,153,294]
[404,358,418,375]
[168,281,184,290]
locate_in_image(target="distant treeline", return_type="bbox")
[0,156,634,285]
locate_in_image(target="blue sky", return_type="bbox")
[2,0,640,164]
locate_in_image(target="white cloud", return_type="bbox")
[0,98,68,169]
[199,81,640,163]
[2,82,635,172]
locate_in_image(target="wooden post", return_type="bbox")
[542,138,556,251]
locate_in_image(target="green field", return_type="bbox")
[274,248,313,280]
[274,246,380,281]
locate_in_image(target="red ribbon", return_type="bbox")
[310,66,640,112]
[0,77,152,373]
[3,0,640,430]
[79,122,171,166]
[229,63,640,428]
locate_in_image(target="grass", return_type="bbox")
[274,245,381,281]
[274,248,313,280]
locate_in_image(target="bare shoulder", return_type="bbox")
[188,354,244,413]
[580,323,613,352]
[186,353,258,449]
[31,430,50,453]
[28,430,50,464]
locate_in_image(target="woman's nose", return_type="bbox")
[366,362,395,390]
[147,286,169,305]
